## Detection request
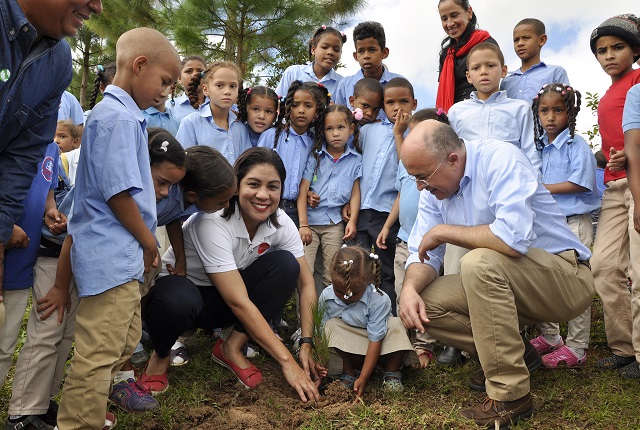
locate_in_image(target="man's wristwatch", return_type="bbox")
[299,337,315,349]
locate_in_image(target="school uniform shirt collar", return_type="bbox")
[198,103,237,126]
[319,143,359,160]
[355,65,394,83]
[302,61,341,83]
[507,61,548,77]
[287,125,312,140]
[144,106,161,115]
[326,284,377,308]
[103,85,145,124]
[469,90,507,103]
[543,128,571,149]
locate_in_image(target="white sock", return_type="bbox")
[113,369,135,384]
[543,334,562,345]
[568,347,586,358]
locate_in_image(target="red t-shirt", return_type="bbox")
[598,68,640,183]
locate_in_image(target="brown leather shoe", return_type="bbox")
[460,393,533,428]
[469,333,543,392]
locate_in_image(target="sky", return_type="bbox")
[335,0,640,149]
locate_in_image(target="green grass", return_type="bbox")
[1,296,640,429]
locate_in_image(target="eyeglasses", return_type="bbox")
[409,158,446,188]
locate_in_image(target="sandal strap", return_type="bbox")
[383,371,403,381]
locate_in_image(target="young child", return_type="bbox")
[166,55,206,122]
[0,141,62,384]
[54,28,181,429]
[297,104,362,292]
[348,78,383,126]
[176,61,251,165]
[353,77,417,316]
[376,108,450,368]
[588,14,640,379]
[333,21,404,117]
[320,246,415,396]
[447,42,540,170]
[258,80,330,226]
[276,26,346,101]
[237,86,279,147]
[528,83,599,368]
[54,120,81,154]
[500,18,570,104]
[142,87,180,136]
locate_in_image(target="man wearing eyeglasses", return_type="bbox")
[398,119,594,428]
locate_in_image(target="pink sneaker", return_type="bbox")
[542,345,586,368]
[529,335,564,354]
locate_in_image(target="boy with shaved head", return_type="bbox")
[54,27,181,430]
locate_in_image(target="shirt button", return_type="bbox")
[9,29,15,36]
[23,26,29,32]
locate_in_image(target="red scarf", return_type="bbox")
[436,30,491,112]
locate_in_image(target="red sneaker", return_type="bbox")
[211,339,263,389]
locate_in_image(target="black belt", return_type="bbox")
[395,237,407,245]
[281,199,296,208]
[38,236,62,258]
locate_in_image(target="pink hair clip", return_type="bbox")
[317,83,325,88]
[341,31,345,37]
[561,91,566,95]
[321,25,327,30]
[353,108,364,121]
[247,87,252,95]
[566,86,573,91]
[436,108,444,116]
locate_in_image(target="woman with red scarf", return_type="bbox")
[436,0,498,112]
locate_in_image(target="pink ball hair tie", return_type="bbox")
[353,108,364,121]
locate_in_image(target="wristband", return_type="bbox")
[299,337,315,349]
[299,225,310,229]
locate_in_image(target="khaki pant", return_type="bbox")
[0,289,30,382]
[8,257,79,415]
[394,240,436,350]
[303,222,344,294]
[421,248,594,401]
[537,214,594,349]
[591,178,640,360]
[57,280,141,430]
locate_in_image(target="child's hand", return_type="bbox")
[376,226,390,249]
[166,259,187,277]
[36,284,71,325]
[608,147,626,172]
[341,203,351,223]
[143,245,159,274]
[393,108,410,137]
[343,220,357,241]
[299,226,313,246]
[7,225,29,249]
[307,190,320,209]
[353,376,369,400]
[44,208,68,235]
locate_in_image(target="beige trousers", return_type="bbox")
[591,178,640,360]
[0,289,30,383]
[8,256,79,415]
[303,222,344,294]
[57,280,141,430]
[421,248,594,401]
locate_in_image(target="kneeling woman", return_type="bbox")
[141,147,323,401]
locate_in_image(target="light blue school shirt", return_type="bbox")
[258,127,314,201]
[596,168,605,200]
[333,66,404,120]
[359,120,401,213]
[541,129,599,216]
[396,161,420,242]
[156,185,198,227]
[301,144,362,225]
[447,90,541,171]
[176,104,251,165]
[319,284,391,342]
[69,85,157,297]
[500,62,570,105]
[166,93,197,123]
[276,63,343,102]
[406,139,591,274]
[623,83,640,133]
[142,106,180,136]
[58,91,84,125]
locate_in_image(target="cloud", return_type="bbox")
[337,0,639,147]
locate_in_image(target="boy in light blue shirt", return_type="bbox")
[53,28,181,430]
[448,42,540,170]
[142,92,180,136]
[354,77,416,315]
[500,18,570,105]
[333,21,403,120]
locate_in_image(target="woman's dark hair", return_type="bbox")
[532,83,581,150]
[310,104,361,178]
[237,86,279,123]
[223,147,287,227]
[437,0,479,70]
[273,80,330,148]
[308,25,347,58]
[148,127,187,168]
[331,246,382,298]
[180,146,236,198]
[187,61,242,109]
[89,62,116,109]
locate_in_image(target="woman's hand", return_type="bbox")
[281,359,321,402]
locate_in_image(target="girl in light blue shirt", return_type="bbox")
[530,83,599,369]
[276,26,346,101]
[236,86,279,147]
[166,55,206,122]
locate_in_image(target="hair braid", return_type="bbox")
[89,62,116,109]
[187,72,203,109]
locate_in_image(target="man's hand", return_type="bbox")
[417,226,443,263]
[399,286,430,333]
[7,225,29,249]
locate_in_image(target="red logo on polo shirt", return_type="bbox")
[257,243,270,255]
[41,156,54,182]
